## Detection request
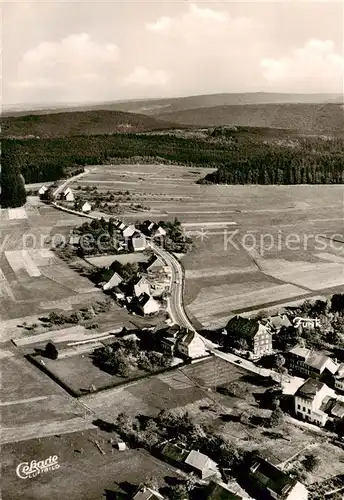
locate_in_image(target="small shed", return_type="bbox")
[116,441,127,451]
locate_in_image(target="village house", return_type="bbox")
[334,363,344,392]
[133,276,151,297]
[159,326,206,359]
[294,378,337,426]
[133,485,164,500]
[61,187,74,202]
[102,272,123,292]
[184,450,221,480]
[287,346,338,381]
[130,233,147,252]
[267,314,292,332]
[141,220,167,239]
[122,225,136,239]
[177,330,206,359]
[38,185,48,196]
[293,317,320,329]
[112,286,126,301]
[204,481,250,500]
[247,456,308,500]
[145,255,165,275]
[225,316,272,358]
[137,293,160,316]
[80,201,92,213]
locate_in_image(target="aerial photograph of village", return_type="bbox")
[1,1,344,499]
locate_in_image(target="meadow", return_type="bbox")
[80,356,344,484]
[72,164,344,329]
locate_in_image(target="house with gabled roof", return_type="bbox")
[177,329,206,359]
[61,187,74,202]
[185,450,221,480]
[141,220,167,238]
[133,485,164,500]
[294,378,336,426]
[130,233,147,252]
[267,314,292,332]
[225,316,272,358]
[247,455,308,500]
[203,481,250,500]
[102,272,123,292]
[133,276,151,297]
[137,293,160,316]
[81,201,92,213]
[145,255,165,274]
[287,346,338,380]
[122,225,136,239]
[38,185,48,196]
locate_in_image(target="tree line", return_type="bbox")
[2,132,344,198]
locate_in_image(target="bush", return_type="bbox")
[45,342,58,360]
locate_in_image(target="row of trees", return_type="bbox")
[199,149,344,185]
[1,142,27,208]
[4,132,344,186]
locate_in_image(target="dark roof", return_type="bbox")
[204,482,244,500]
[249,456,297,497]
[226,316,260,339]
[138,292,151,306]
[295,378,326,399]
[146,255,164,271]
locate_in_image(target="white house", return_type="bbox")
[133,486,164,500]
[294,378,336,426]
[184,450,220,480]
[61,187,74,202]
[81,201,92,213]
[102,272,123,292]
[122,225,136,239]
[130,233,147,252]
[133,276,151,297]
[38,185,48,196]
[152,225,167,238]
[137,293,160,315]
[177,330,206,359]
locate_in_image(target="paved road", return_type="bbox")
[50,170,296,386]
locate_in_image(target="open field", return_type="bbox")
[80,356,344,483]
[0,200,142,340]
[2,429,179,500]
[0,354,93,445]
[72,164,344,328]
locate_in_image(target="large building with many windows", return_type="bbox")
[225,316,272,358]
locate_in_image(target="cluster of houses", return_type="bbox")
[101,255,171,317]
[224,312,344,429]
[140,220,167,239]
[157,443,308,500]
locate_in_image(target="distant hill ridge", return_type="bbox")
[4,92,342,116]
[1,109,177,138]
[160,103,344,135]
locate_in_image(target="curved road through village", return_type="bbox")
[51,168,292,382]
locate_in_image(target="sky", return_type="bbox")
[3,1,344,107]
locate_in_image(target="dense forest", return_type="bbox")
[2,130,344,188]
[0,142,27,208]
